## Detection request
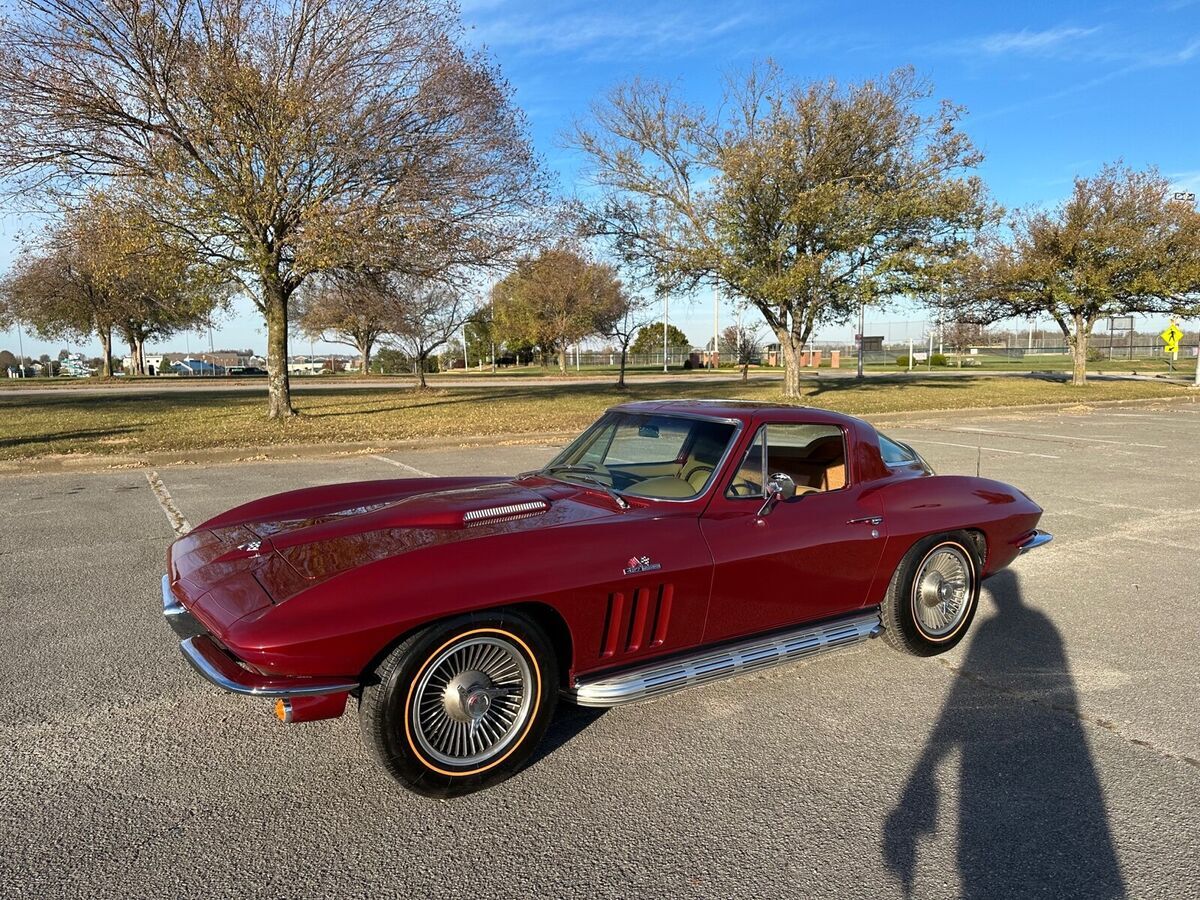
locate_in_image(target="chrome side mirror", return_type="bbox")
[757,472,797,517]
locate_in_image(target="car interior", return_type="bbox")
[560,414,738,499]
[550,415,851,502]
[726,424,847,498]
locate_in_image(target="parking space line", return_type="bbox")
[952,427,1167,449]
[369,455,436,477]
[146,472,192,537]
[915,439,1060,459]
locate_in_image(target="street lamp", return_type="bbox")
[662,295,669,373]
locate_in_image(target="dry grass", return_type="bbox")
[0,375,1189,461]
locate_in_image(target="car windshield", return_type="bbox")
[542,412,738,501]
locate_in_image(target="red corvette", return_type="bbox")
[162,400,1050,795]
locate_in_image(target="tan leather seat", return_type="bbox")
[802,436,846,490]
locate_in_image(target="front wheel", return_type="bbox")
[881,533,981,657]
[359,611,558,797]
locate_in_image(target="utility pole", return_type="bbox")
[856,301,865,379]
[713,284,720,369]
[489,283,496,374]
[15,321,25,377]
[663,295,669,373]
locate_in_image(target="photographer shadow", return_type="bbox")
[882,569,1125,899]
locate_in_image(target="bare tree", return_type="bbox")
[294,273,394,375]
[0,0,547,417]
[603,294,654,387]
[957,164,1200,385]
[572,64,993,396]
[720,324,763,381]
[382,275,474,388]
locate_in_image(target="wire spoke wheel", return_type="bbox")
[911,545,973,639]
[409,635,534,769]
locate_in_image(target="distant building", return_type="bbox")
[288,359,329,376]
[171,357,225,376]
[59,354,93,377]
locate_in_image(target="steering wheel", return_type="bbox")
[680,464,714,489]
[727,480,762,497]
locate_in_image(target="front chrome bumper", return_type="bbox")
[1017,530,1054,554]
[161,574,358,698]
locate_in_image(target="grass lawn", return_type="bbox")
[0,374,1191,462]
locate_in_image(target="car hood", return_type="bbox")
[171,476,618,613]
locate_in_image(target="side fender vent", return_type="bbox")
[600,584,674,658]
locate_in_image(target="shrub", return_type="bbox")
[895,354,910,367]
[930,353,948,367]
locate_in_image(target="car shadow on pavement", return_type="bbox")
[881,570,1125,899]
[528,704,607,768]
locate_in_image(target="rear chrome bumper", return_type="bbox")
[161,574,358,698]
[1017,530,1054,554]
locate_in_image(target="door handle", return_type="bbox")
[847,516,884,526]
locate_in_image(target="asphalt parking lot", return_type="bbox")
[2,399,1198,899]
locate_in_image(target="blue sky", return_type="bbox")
[4,0,1200,359]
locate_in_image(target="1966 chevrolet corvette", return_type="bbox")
[161,400,1050,795]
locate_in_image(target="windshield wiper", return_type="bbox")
[535,464,630,509]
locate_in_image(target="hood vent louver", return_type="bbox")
[462,499,550,525]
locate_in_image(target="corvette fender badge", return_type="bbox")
[623,555,662,576]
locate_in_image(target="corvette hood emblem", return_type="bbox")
[623,555,662,576]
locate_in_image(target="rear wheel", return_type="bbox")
[881,533,980,657]
[359,611,558,797]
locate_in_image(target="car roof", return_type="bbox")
[608,399,864,428]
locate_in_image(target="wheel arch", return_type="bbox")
[357,599,575,688]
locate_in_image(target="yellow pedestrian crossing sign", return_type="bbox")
[1161,323,1183,354]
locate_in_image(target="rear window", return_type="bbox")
[879,434,919,467]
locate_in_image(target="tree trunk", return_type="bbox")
[264,279,295,418]
[122,330,136,375]
[778,330,802,398]
[557,347,567,374]
[416,356,428,388]
[134,333,146,376]
[741,362,749,382]
[617,346,628,388]
[359,339,373,376]
[98,326,113,378]
[1070,314,1088,387]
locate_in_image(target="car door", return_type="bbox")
[699,421,888,644]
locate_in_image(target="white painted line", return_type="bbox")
[369,454,436,477]
[916,439,1060,459]
[146,471,192,537]
[1101,413,1200,423]
[952,427,1167,450]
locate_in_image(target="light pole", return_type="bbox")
[15,320,25,377]
[1194,324,1200,388]
[712,284,720,369]
[489,283,496,375]
[662,295,669,373]
[856,301,865,379]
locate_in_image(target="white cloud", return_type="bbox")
[467,5,755,60]
[976,26,1102,56]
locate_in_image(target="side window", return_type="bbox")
[726,423,848,498]
[726,428,765,497]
